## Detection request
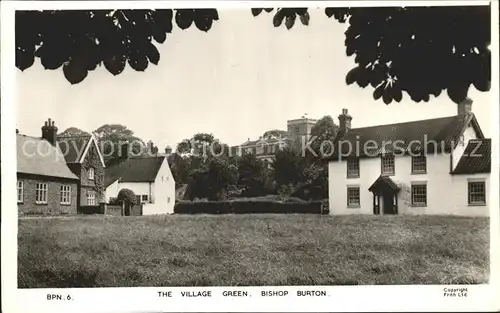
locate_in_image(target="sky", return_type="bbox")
[16,8,493,150]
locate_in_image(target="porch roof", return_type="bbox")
[368,175,400,194]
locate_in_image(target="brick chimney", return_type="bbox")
[41,118,58,146]
[338,108,352,136]
[120,142,130,159]
[458,97,473,118]
[147,140,154,155]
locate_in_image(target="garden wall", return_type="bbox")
[174,200,326,214]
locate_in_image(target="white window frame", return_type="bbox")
[17,181,24,203]
[88,167,95,180]
[35,182,48,204]
[141,194,149,203]
[411,155,427,173]
[347,158,360,178]
[347,186,360,208]
[60,185,72,205]
[468,181,486,205]
[411,182,427,206]
[381,154,395,175]
[87,191,96,205]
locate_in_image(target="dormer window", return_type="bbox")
[88,167,95,180]
[381,155,395,175]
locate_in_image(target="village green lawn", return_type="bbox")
[18,214,489,288]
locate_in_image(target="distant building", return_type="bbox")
[231,115,318,162]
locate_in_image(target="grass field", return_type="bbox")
[18,214,489,288]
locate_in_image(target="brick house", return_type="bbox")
[57,134,106,207]
[16,118,106,215]
[17,133,79,215]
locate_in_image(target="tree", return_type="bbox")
[307,115,339,161]
[271,147,306,193]
[16,7,491,104]
[237,153,267,197]
[16,9,219,84]
[185,157,238,201]
[117,188,137,205]
[167,152,191,185]
[58,127,90,137]
[93,124,146,165]
[255,6,491,104]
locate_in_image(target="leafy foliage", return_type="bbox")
[185,158,238,201]
[252,8,310,29]
[271,147,306,190]
[93,124,145,165]
[117,188,137,205]
[326,6,491,104]
[307,115,339,160]
[58,127,90,137]
[237,153,268,197]
[17,7,491,104]
[15,9,218,83]
[255,6,491,104]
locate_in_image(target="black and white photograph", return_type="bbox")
[1,1,499,312]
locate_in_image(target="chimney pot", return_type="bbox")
[458,98,473,117]
[338,108,352,136]
[121,142,130,159]
[41,118,58,146]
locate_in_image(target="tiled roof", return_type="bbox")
[327,114,482,160]
[16,134,79,180]
[56,135,91,163]
[105,156,166,187]
[453,138,491,174]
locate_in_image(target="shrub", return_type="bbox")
[108,197,119,205]
[174,200,324,214]
[117,188,137,205]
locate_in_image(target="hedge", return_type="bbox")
[174,200,326,215]
[78,205,103,215]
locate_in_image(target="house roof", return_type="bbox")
[453,138,491,174]
[104,156,166,187]
[57,135,106,167]
[326,114,483,160]
[57,135,91,163]
[16,134,79,180]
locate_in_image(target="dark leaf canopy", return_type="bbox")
[15,9,218,83]
[325,6,491,104]
[16,7,491,105]
[255,6,491,104]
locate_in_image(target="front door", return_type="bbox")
[382,192,397,215]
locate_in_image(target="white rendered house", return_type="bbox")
[105,154,176,215]
[327,99,491,217]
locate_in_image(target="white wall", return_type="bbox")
[328,153,490,217]
[145,158,176,215]
[104,179,120,202]
[451,123,478,170]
